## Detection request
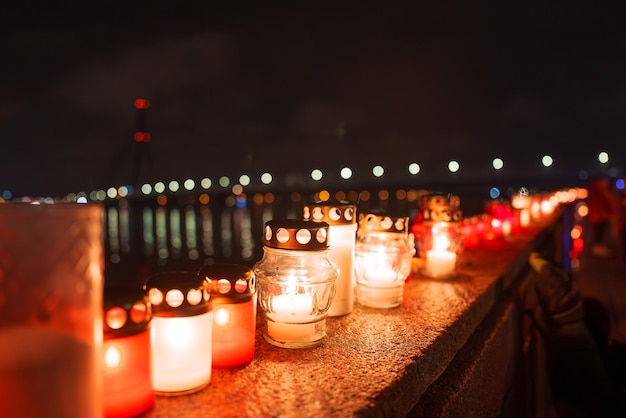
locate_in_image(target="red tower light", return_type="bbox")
[134,132,151,143]
[134,98,150,110]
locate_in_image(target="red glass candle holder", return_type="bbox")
[103,285,154,418]
[198,263,257,369]
[416,194,464,279]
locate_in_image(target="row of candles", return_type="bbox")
[103,189,577,417]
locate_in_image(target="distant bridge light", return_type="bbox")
[183,179,195,191]
[154,182,165,194]
[311,169,323,181]
[492,158,504,170]
[239,174,251,186]
[219,176,230,187]
[201,178,212,189]
[141,183,152,195]
[448,160,460,173]
[260,172,273,185]
[340,167,353,180]
[542,155,553,167]
[408,163,420,175]
[598,151,609,164]
[372,165,384,177]
[168,181,179,192]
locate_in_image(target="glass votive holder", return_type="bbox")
[0,202,104,418]
[417,193,464,279]
[103,285,154,418]
[354,212,415,308]
[253,220,338,349]
[144,272,212,396]
[421,221,464,279]
[303,201,357,317]
[198,263,256,369]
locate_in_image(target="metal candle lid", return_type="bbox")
[198,263,256,304]
[357,212,409,234]
[419,193,463,223]
[263,219,329,251]
[303,201,357,225]
[144,271,211,317]
[104,285,152,338]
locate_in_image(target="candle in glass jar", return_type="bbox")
[145,272,213,395]
[266,293,319,342]
[425,233,457,278]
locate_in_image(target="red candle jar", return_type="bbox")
[103,285,154,418]
[198,263,257,369]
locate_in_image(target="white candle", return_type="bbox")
[425,249,457,278]
[270,293,314,319]
[425,232,457,278]
[364,268,398,285]
[266,293,323,344]
[326,223,356,316]
[151,312,213,394]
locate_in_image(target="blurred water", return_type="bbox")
[101,183,562,286]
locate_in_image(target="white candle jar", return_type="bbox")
[354,213,415,308]
[253,220,338,349]
[417,194,464,279]
[144,272,212,395]
[303,201,357,317]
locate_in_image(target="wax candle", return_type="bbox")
[254,220,338,348]
[145,272,213,395]
[354,213,414,308]
[303,202,357,316]
[425,232,457,279]
[198,263,256,369]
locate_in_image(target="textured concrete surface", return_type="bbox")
[143,218,557,418]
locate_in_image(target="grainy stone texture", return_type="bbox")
[144,218,557,418]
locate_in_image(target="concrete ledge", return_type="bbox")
[145,217,558,418]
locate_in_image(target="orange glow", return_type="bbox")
[573,237,584,252]
[199,194,210,205]
[253,193,264,205]
[347,191,359,201]
[290,192,301,202]
[570,225,582,240]
[318,190,330,201]
[157,195,167,206]
[104,344,123,370]
[378,190,389,201]
[396,189,407,200]
[335,191,346,201]
[105,307,128,330]
[134,98,150,109]
[264,193,275,204]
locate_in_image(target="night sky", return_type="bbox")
[1,1,625,197]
